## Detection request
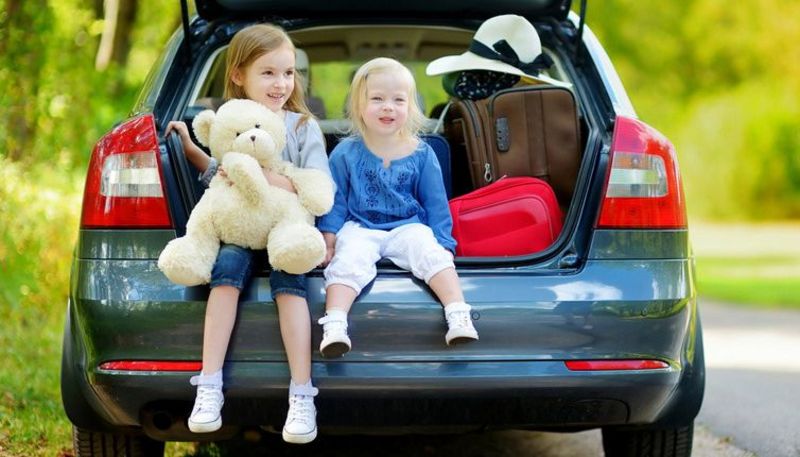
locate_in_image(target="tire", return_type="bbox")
[73,426,165,457]
[602,422,694,457]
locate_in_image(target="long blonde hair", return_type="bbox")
[347,57,426,140]
[224,24,313,126]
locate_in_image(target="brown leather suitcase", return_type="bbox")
[444,85,581,205]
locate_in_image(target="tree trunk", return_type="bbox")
[95,0,139,70]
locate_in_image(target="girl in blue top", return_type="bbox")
[166,24,325,444]
[317,57,479,358]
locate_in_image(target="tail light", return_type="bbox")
[80,114,172,228]
[596,116,686,229]
[98,360,202,372]
[565,359,669,371]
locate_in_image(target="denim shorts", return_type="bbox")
[210,243,308,299]
[209,244,254,290]
[269,270,308,300]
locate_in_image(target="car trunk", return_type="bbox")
[192,0,574,21]
[155,9,602,364]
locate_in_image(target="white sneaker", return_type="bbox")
[444,302,479,345]
[318,313,351,358]
[187,382,224,433]
[282,381,319,444]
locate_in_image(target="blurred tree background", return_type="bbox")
[0,1,799,454]
[590,0,800,219]
[0,0,182,316]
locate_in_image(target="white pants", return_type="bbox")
[324,221,455,294]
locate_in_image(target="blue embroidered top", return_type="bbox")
[318,137,456,252]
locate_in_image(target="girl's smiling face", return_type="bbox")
[360,71,411,139]
[233,43,296,113]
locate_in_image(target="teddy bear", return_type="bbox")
[158,98,334,286]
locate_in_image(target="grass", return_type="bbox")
[0,310,70,456]
[691,221,800,309]
[696,257,800,309]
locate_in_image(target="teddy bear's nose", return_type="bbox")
[250,135,256,142]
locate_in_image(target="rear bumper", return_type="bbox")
[90,359,680,439]
[66,232,701,438]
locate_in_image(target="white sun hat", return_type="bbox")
[425,14,569,87]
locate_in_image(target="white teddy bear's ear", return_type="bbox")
[192,109,216,147]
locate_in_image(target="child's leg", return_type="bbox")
[428,268,479,344]
[325,284,359,314]
[427,267,464,306]
[317,284,357,358]
[201,285,240,374]
[275,293,312,383]
[320,222,383,357]
[384,224,478,345]
[188,244,253,434]
[271,272,318,444]
[271,270,313,383]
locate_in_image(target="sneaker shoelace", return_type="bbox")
[447,309,472,329]
[286,395,314,425]
[318,315,347,338]
[193,385,223,415]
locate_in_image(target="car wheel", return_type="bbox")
[72,426,165,457]
[602,422,694,457]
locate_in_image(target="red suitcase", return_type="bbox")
[448,177,563,257]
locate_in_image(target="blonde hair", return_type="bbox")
[347,57,426,140]
[224,24,313,126]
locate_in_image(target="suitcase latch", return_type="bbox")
[495,117,510,152]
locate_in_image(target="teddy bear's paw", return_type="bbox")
[299,191,335,217]
[287,168,335,216]
[158,238,213,286]
[222,153,260,181]
[268,225,326,275]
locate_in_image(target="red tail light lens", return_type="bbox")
[596,116,686,228]
[80,114,172,228]
[565,359,669,371]
[98,360,202,372]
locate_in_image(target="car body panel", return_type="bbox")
[73,256,694,364]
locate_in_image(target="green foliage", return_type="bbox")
[0,159,81,314]
[0,2,182,455]
[696,256,800,308]
[0,158,81,456]
[0,1,181,170]
[677,82,800,219]
[588,0,800,220]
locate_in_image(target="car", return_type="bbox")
[61,0,705,456]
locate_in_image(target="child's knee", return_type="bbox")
[418,248,455,283]
[323,255,376,294]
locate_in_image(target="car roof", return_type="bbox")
[194,0,573,21]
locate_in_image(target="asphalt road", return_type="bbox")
[697,299,800,457]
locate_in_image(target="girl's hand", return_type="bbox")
[217,166,232,186]
[320,232,337,267]
[165,121,192,145]
[320,245,335,267]
[166,121,211,173]
[262,169,296,193]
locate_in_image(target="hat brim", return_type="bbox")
[426,51,570,88]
